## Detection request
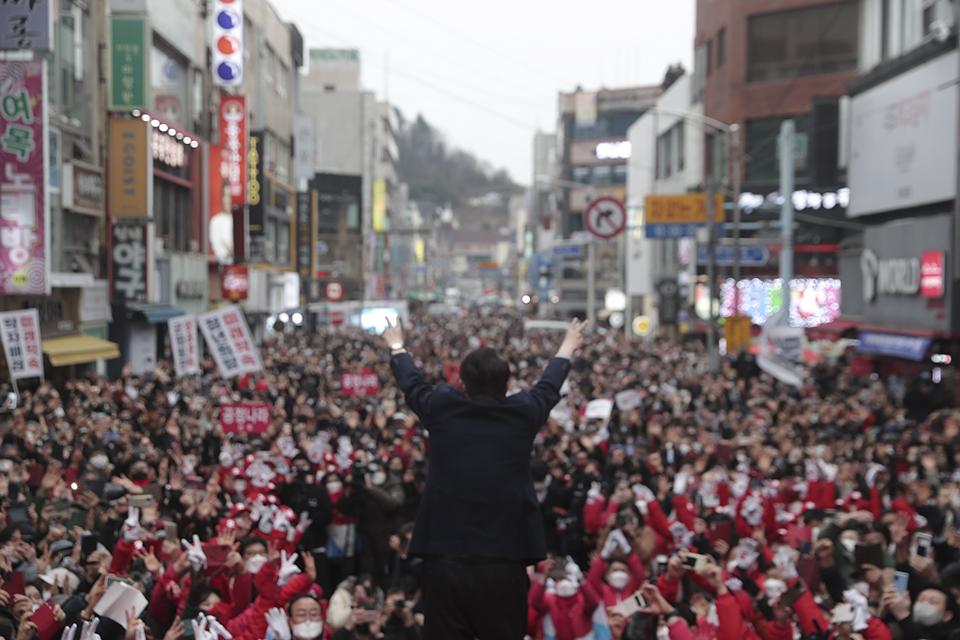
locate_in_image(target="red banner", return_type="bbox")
[219,95,246,208]
[222,264,248,300]
[921,251,945,299]
[341,369,380,396]
[220,402,271,434]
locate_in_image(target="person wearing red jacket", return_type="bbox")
[529,557,601,640]
[586,529,647,610]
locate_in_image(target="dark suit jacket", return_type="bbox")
[389,352,571,564]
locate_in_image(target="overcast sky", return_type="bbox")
[270,0,696,187]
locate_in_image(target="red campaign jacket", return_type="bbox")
[586,554,647,610]
[715,592,763,640]
[582,493,608,535]
[529,579,601,640]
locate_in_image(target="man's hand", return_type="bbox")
[557,319,589,359]
[382,317,404,351]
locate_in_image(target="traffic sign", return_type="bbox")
[584,197,626,239]
[644,193,725,238]
[553,244,584,257]
[697,245,770,266]
[632,315,653,337]
[325,281,343,302]
[316,241,329,256]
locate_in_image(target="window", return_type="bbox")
[747,2,859,82]
[276,218,290,265]
[243,18,253,62]
[316,194,360,232]
[706,40,712,75]
[264,217,276,263]
[692,44,707,104]
[656,123,685,180]
[717,28,726,67]
[572,167,591,184]
[569,213,584,233]
[745,115,812,183]
[154,179,191,252]
[571,113,642,140]
[592,165,612,185]
[151,44,187,127]
[277,60,288,97]
[264,45,275,87]
[676,123,685,172]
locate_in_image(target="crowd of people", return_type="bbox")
[0,312,955,640]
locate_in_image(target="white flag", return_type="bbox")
[757,309,804,387]
[0,310,43,380]
[168,315,201,377]
[197,305,262,379]
[584,398,614,420]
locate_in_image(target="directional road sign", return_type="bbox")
[696,245,770,266]
[553,244,584,257]
[584,197,626,239]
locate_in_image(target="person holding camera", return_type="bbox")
[380,587,421,640]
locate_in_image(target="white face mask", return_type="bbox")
[764,579,788,600]
[371,472,387,486]
[556,579,578,598]
[326,481,343,493]
[244,554,268,575]
[913,602,945,627]
[90,454,109,470]
[608,571,630,591]
[656,626,672,640]
[840,538,857,553]
[291,621,324,639]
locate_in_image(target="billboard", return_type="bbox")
[108,118,151,218]
[109,16,148,111]
[0,0,51,51]
[218,95,246,207]
[0,61,48,295]
[644,193,725,239]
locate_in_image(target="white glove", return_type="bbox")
[634,500,649,517]
[296,511,313,535]
[632,483,656,504]
[865,463,883,488]
[135,625,146,640]
[123,507,141,542]
[600,532,620,560]
[206,616,232,640]
[843,588,871,632]
[818,460,838,482]
[181,535,207,572]
[264,608,292,640]
[272,510,290,534]
[586,482,603,503]
[79,619,102,640]
[62,624,78,640]
[277,550,300,587]
[192,615,214,640]
[804,459,820,482]
[616,530,632,555]
[258,506,276,535]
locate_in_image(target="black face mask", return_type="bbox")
[355,623,370,635]
[130,471,149,481]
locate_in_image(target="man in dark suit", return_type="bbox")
[383,317,587,640]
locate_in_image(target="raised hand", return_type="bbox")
[123,507,141,542]
[277,551,300,586]
[264,608,291,640]
[382,317,404,350]
[181,535,207,572]
[557,319,589,358]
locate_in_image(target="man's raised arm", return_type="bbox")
[529,319,589,426]
[383,317,435,420]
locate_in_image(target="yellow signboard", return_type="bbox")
[372,178,386,232]
[109,118,150,218]
[414,239,424,264]
[724,315,752,353]
[645,193,725,225]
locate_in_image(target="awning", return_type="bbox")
[858,331,932,361]
[43,335,120,366]
[130,305,185,324]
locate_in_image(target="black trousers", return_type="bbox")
[422,556,529,640]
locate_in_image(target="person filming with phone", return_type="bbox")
[382,317,587,640]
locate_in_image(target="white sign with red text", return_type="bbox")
[168,315,200,377]
[197,305,262,379]
[0,309,42,380]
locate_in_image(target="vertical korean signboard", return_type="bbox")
[0,309,43,380]
[372,178,386,232]
[208,142,235,264]
[295,191,312,280]
[0,0,51,51]
[218,96,246,208]
[167,315,200,377]
[0,61,49,295]
[247,130,264,239]
[111,221,147,302]
[109,16,148,112]
[108,118,150,218]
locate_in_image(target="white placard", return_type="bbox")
[0,310,43,380]
[197,305,262,379]
[168,315,200,377]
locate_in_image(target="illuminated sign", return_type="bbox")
[152,130,187,167]
[595,141,631,160]
[715,277,841,328]
[739,188,850,212]
[921,251,945,299]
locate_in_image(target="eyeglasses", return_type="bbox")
[290,611,322,623]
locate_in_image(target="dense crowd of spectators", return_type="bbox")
[0,312,955,640]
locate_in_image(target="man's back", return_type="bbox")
[389,353,571,562]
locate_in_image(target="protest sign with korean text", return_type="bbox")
[167,315,200,377]
[197,305,262,379]
[0,309,43,380]
[340,369,380,396]
[0,0,51,51]
[0,61,48,295]
[220,403,270,434]
[111,222,147,301]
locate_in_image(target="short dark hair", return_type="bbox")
[459,348,510,400]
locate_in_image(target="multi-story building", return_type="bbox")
[835,0,960,378]
[300,49,399,303]
[551,85,660,318]
[696,0,858,281]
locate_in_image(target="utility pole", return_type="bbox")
[779,121,795,293]
[586,240,596,326]
[706,183,718,374]
[730,124,742,305]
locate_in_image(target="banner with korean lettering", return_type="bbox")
[220,403,271,435]
[197,305,262,379]
[340,369,380,396]
[111,221,147,302]
[0,309,43,380]
[0,61,48,295]
[0,0,51,51]
[168,315,200,377]
[218,95,246,209]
